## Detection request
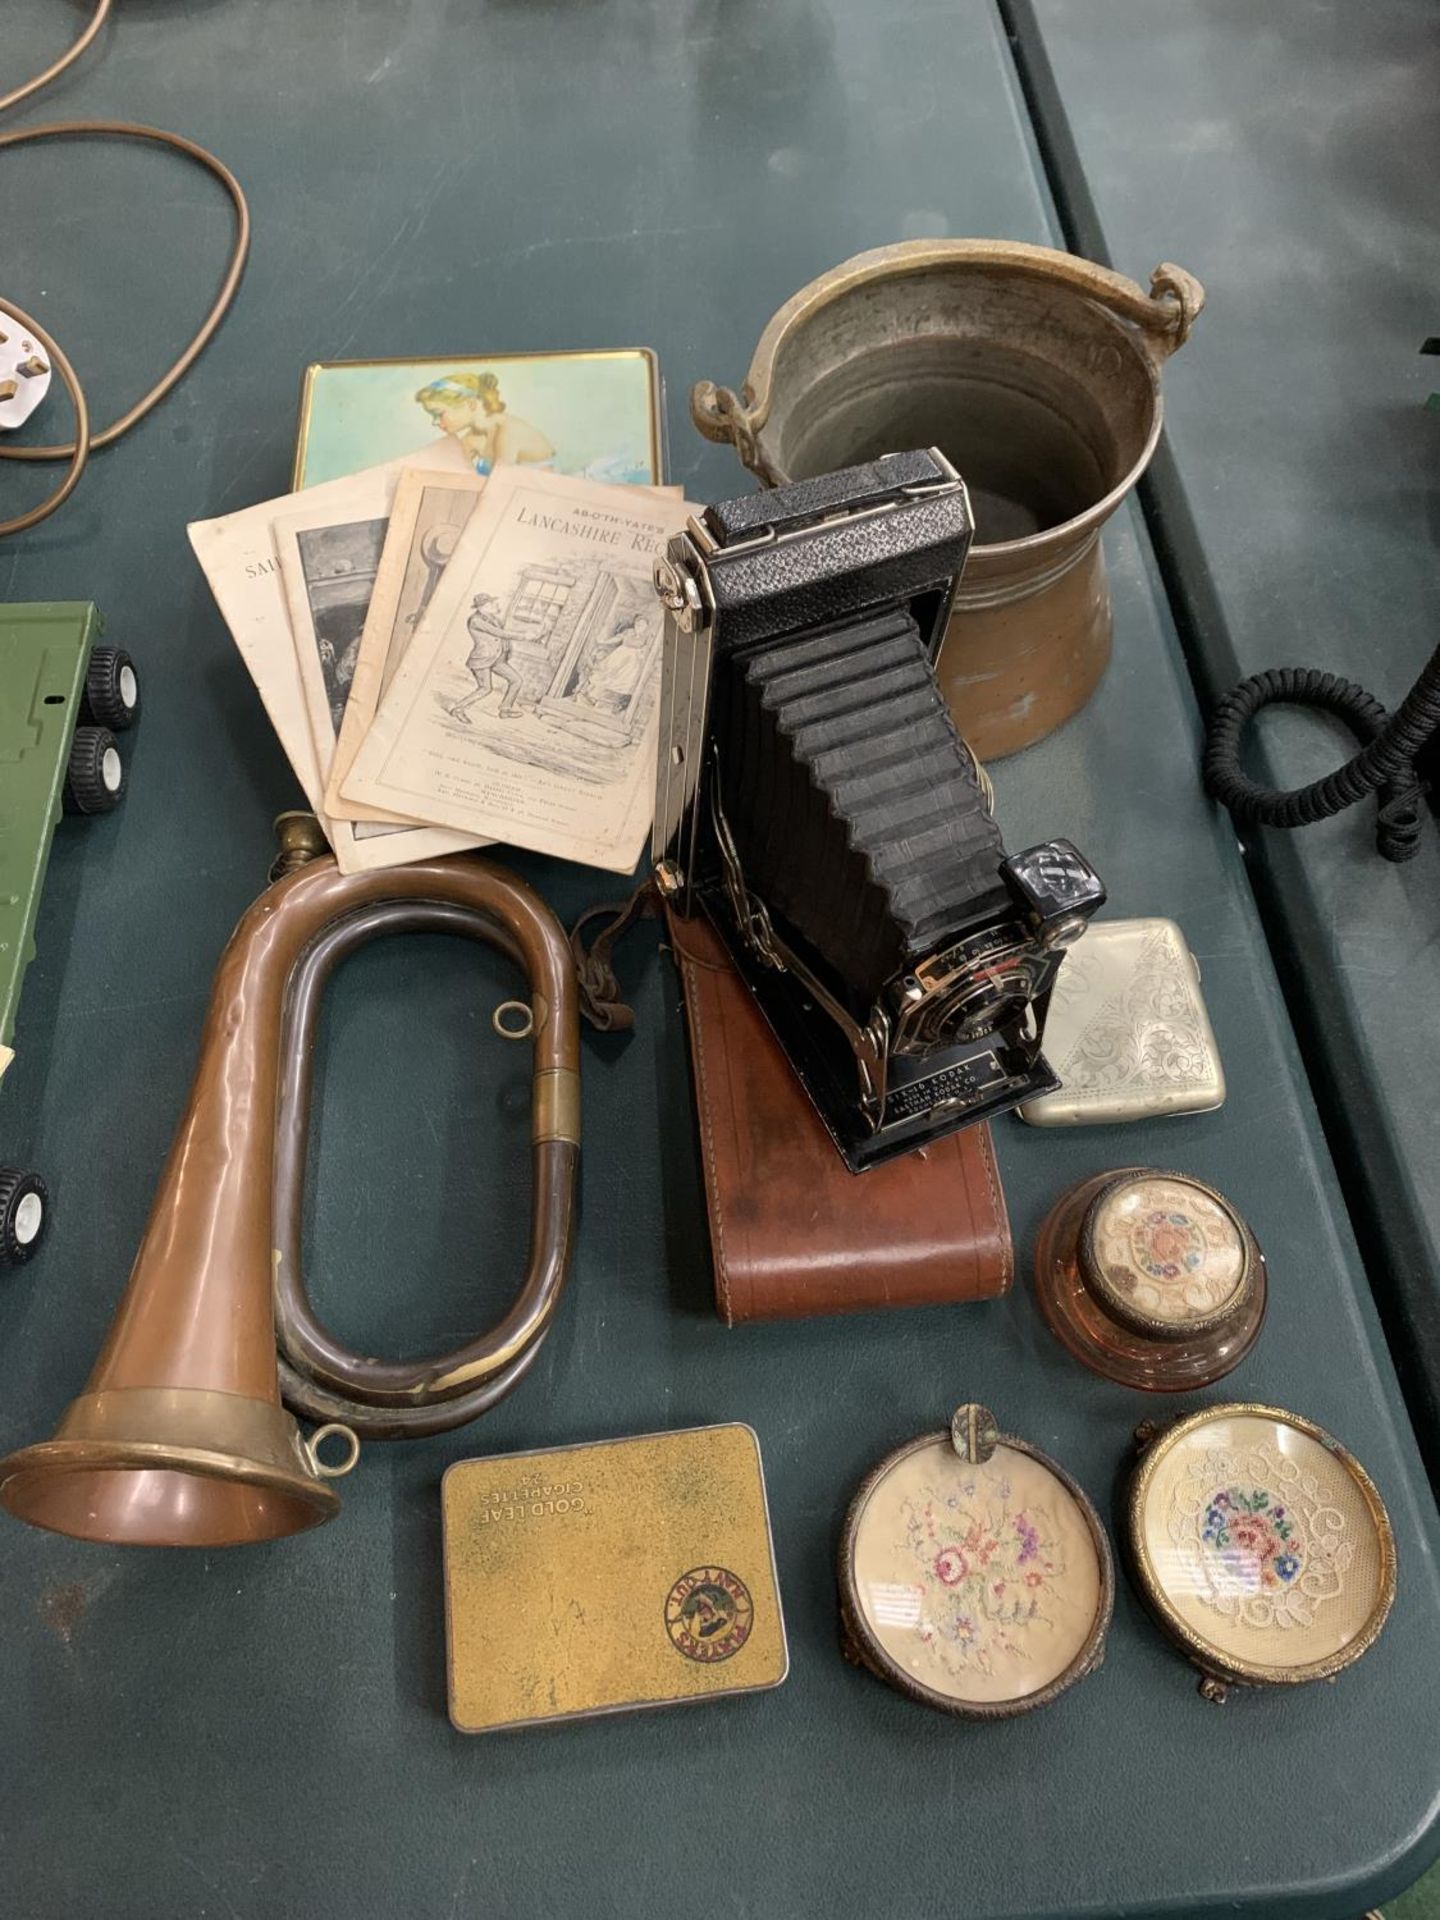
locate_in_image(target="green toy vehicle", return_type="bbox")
[0,602,141,1266]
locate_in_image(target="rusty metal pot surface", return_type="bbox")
[693,240,1203,758]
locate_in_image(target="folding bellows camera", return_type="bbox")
[652,449,1105,1170]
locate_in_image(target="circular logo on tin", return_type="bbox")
[665,1566,754,1663]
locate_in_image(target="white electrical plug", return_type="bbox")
[0,315,53,430]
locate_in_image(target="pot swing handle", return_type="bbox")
[690,244,1205,481]
[690,378,784,482]
[906,242,1206,358]
[1064,255,1206,358]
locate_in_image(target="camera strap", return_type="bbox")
[569,880,663,1033]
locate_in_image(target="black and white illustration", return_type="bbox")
[293,518,389,734]
[434,558,662,785]
[339,462,690,874]
[198,442,483,878]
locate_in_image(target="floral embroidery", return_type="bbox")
[1163,1439,1352,1631]
[1132,1209,1205,1281]
[1092,1178,1245,1325]
[1200,1486,1303,1591]
[934,1547,967,1586]
[901,1482,1068,1679]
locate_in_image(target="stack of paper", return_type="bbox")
[189,450,690,875]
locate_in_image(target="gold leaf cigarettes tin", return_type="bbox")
[838,1404,1113,1718]
[442,1423,788,1732]
[1127,1403,1396,1701]
[1020,917,1224,1125]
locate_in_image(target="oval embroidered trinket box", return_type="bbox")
[1127,1403,1396,1701]
[838,1403,1113,1718]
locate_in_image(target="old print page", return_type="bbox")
[324,468,488,824]
[341,466,690,872]
[187,437,480,872]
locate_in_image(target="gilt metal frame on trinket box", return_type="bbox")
[837,1405,1115,1719]
[1126,1402,1397,1701]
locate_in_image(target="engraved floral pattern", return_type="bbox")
[1049,922,1213,1093]
[898,1476,1068,1678]
[1165,1439,1351,1630]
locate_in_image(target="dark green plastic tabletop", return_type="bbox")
[1012,0,1440,1474]
[3,5,1438,1918]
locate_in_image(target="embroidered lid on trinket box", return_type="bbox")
[1127,1404,1396,1700]
[838,1403,1113,1717]
[1034,1168,1266,1391]
[1085,1173,1249,1334]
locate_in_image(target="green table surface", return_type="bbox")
[3,5,1438,1918]
[1013,0,1440,1477]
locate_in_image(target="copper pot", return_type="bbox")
[693,240,1204,758]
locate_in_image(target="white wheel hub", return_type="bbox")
[119,664,138,710]
[101,746,122,791]
[13,1191,43,1246]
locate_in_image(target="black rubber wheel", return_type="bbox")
[80,646,141,731]
[0,1169,49,1267]
[63,725,125,814]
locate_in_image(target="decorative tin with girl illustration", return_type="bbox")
[292,348,663,489]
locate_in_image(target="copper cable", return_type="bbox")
[1,14,251,532]
[0,121,252,462]
[0,0,112,116]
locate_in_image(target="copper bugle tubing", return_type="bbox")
[271,893,578,1437]
[0,853,581,1544]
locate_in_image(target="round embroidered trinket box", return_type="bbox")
[1127,1403,1396,1702]
[1034,1168,1266,1391]
[838,1403,1114,1718]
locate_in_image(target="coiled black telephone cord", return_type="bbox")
[1203,646,1440,863]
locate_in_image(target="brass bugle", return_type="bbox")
[0,852,580,1547]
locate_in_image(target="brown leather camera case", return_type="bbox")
[667,909,1013,1324]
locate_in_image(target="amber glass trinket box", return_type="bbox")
[1035,1168,1266,1390]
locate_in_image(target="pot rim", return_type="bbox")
[736,238,1177,560]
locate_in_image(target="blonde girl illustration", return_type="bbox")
[416,371,555,475]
